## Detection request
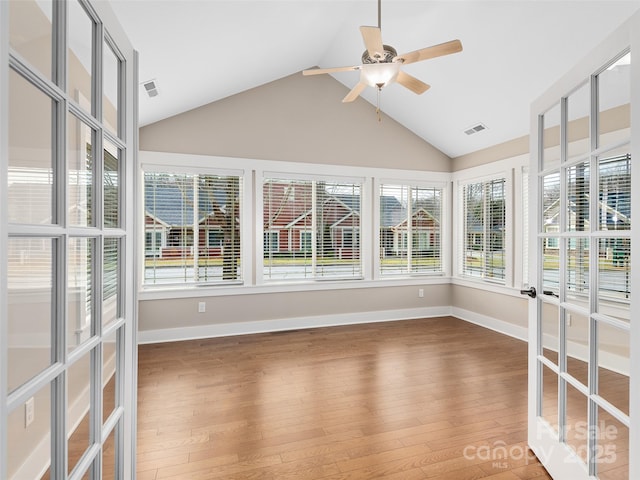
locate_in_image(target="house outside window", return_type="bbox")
[263,177,362,281]
[460,178,506,282]
[143,171,242,285]
[379,184,443,276]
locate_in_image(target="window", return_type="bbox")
[460,178,506,282]
[263,177,362,281]
[379,184,443,276]
[263,231,279,253]
[143,172,242,285]
[300,230,312,251]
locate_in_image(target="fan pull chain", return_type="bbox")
[376,86,382,122]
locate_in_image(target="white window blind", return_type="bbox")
[461,178,506,282]
[263,178,362,281]
[104,140,120,229]
[144,172,242,285]
[379,184,442,276]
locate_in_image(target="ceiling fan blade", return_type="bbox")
[396,70,430,95]
[342,82,367,103]
[360,26,385,60]
[394,39,463,65]
[303,65,360,76]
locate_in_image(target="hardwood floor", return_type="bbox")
[136,317,553,479]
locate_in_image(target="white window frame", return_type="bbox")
[453,155,528,293]
[140,158,248,288]
[375,179,449,279]
[139,152,452,300]
[261,171,365,283]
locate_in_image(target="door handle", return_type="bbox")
[520,286,537,298]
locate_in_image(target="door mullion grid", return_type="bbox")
[586,72,600,477]
[558,97,568,445]
[115,326,126,479]
[4,1,133,478]
[535,113,545,420]
[54,0,70,473]
[0,2,7,477]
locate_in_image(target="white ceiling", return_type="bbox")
[110,0,640,158]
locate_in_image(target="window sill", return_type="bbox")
[138,275,451,301]
[451,276,524,298]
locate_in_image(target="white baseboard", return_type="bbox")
[451,307,528,342]
[137,306,452,344]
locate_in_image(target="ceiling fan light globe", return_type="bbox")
[360,62,400,88]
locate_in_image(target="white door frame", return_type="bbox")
[528,9,640,479]
[0,1,138,478]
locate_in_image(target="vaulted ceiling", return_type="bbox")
[110,1,640,158]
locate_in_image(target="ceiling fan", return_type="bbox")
[303,0,463,104]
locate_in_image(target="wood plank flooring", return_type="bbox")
[136,317,553,479]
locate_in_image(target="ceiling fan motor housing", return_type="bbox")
[361,44,398,64]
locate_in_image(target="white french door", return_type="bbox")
[527,11,639,480]
[1,1,137,479]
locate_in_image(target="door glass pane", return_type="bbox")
[542,241,559,298]
[541,302,559,365]
[103,238,120,327]
[598,238,630,322]
[68,113,94,227]
[565,383,588,464]
[104,139,120,228]
[598,152,631,232]
[566,162,589,232]
[542,103,561,170]
[8,238,54,393]
[68,237,94,351]
[9,0,53,81]
[565,310,589,387]
[68,0,93,111]
[567,82,590,160]
[102,328,118,423]
[7,383,52,480]
[597,321,629,416]
[8,69,55,225]
[103,41,120,138]
[542,171,560,233]
[67,351,93,476]
[566,238,589,304]
[596,407,629,479]
[102,423,117,479]
[541,363,559,435]
[598,52,630,148]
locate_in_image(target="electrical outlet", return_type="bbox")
[25,397,35,427]
[566,314,572,327]
[198,302,206,313]
[418,288,424,298]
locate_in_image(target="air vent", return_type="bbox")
[142,79,159,98]
[464,123,488,136]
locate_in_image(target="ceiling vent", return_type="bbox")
[464,123,488,136]
[142,80,159,98]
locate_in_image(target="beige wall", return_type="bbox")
[140,72,451,172]
[139,284,451,334]
[139,72,456,339]
[451,285,528,331]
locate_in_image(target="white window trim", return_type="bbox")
[373,178,450,280]
[138,151,459,299]
[452,154,528,291]
[140,162,250,287]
